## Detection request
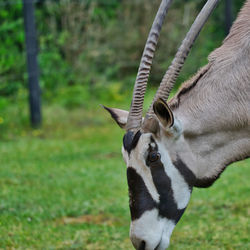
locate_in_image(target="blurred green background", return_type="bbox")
[0,0,245,113]
[0,0,249,249]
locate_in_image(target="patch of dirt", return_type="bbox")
[58,213,119,226]
[94,152,121,159]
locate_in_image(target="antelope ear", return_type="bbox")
[153,98,174,128]
[102,105,128,129]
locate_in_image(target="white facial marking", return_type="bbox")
[157,142,191,210]
[122,146,129,165]
[129,134,160,203]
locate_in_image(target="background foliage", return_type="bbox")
[0,0,245,109]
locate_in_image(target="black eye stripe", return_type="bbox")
[126,137,191,223]
[127,167,157,220]
[148,151,161,162]
[127,163,187,223]
[146,139,189,222]
[149,160,186,223]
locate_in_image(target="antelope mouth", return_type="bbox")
[154,241,161,250]
[136,240,162,250]
[153,235,170,250]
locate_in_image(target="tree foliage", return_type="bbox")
[0,0,245,105]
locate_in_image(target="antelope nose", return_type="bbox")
[131,237,146,250]
[131,237,162,250]
[138,240,146,250]
[133,239,161,250]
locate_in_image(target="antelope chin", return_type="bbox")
[130,209,176,250]
[156,222,175,250]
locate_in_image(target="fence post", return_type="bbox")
[22,0,42,127]
[225,0,233,35]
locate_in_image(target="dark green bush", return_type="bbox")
[0,1,25,97]
[0,0,245,106]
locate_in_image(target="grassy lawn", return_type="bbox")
[0,98,249,249]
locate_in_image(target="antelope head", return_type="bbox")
[104,0,219,249]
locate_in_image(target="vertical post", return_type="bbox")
[225,0,233,35]
[23,0,42,127]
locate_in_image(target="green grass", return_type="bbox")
[0,98,249,249]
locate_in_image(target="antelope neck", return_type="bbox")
[172,110,250,188]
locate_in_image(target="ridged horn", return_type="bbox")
[126,0,173,131]
[146,0,219,118]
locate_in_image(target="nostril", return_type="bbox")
[138,240,146,250]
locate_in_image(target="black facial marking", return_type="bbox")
[123,130,141,154]
[145,137,187,223]
[123,131,134,153]
[127,167,157,220]
[126,137,189,224]
[173,156,196,188]
[149,159,186,223]
[145,136,158,166]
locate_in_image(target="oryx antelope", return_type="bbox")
[103,0,250,249]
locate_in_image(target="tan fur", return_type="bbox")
[142,117,160,135]
[168,64,211,109]
[167,0,250,181]
[105,1,250,183]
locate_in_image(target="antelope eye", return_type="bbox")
[148,151,160,162]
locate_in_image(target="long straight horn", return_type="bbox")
[126,0,173,131]
[146,0,219,118]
